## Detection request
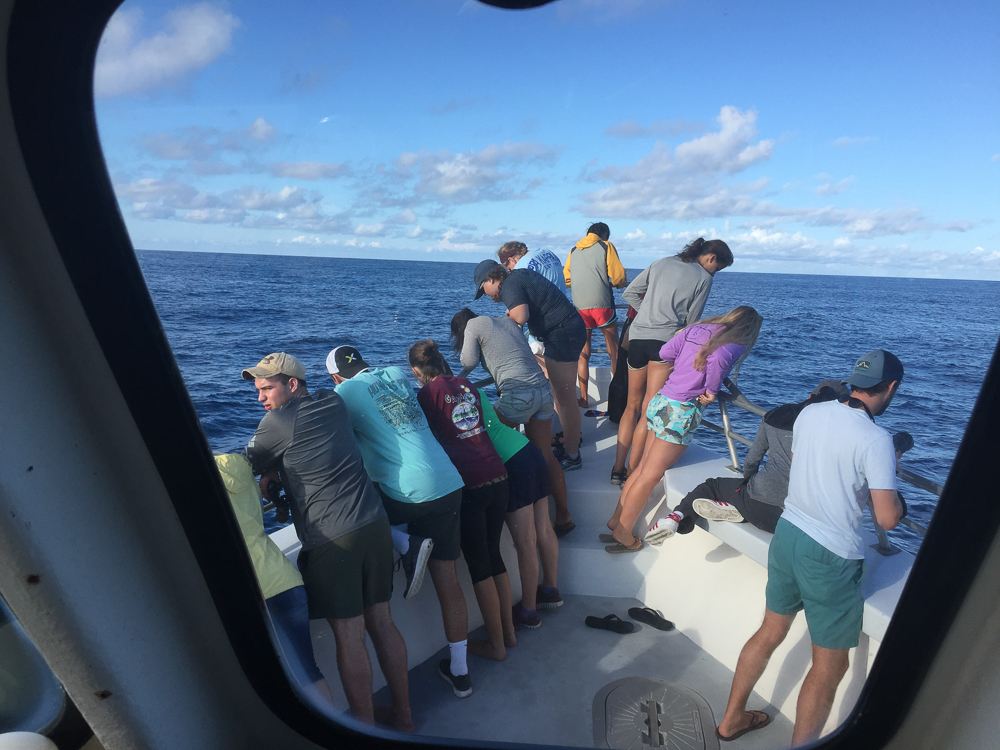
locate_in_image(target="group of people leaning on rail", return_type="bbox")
[215,223,914,746]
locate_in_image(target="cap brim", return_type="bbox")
[241,368,258,381]
[846,374,881,388]
[474,284,485,300]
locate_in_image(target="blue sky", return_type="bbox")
[94,0,1000,279]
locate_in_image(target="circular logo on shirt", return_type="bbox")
[451,401,480,431]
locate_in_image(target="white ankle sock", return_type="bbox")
[390,525,410,555]
[449,640,468,676]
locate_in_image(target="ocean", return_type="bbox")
[136,250,1000,552]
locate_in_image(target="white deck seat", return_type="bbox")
[659,442,914,644]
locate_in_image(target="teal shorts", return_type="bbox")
[766,519,865,650]
[646,394,704,446]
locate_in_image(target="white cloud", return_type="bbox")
[408,225,423,238]
[624,229,647,240]
[180,207,246,224]
[832,136,877,148]
[354,223,385,236]
[379,141,560,206]
[605,119,704,138]
[672,107,773,174]
[141,118,278,160]
[816,176,855,196]
[578,106,971,238]
[95,4,239,97]
[267,161,348,180]
[387,209,419,225]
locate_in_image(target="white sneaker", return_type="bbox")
[645,515,679,546]
[692,498,744,523]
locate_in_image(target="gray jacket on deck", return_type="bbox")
[622,255,714,342]
[743,408,795,506]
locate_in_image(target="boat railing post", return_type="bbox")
[868,498,901,556]
[717,399,741,472]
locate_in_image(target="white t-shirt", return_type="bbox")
[781,400,898,560]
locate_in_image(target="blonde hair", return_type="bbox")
[684,306,762,371]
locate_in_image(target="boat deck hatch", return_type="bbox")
[593,677,720,750]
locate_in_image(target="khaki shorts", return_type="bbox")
[298,518,394,620]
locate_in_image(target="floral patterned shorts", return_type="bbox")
[646,394,705,446]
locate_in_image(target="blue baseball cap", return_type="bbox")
[847,350,904,388]
[474,259,501,300]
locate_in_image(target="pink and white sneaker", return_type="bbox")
[645,513,681,546]
[692,498,744,523]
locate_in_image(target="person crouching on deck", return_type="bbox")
[603,306,763,553]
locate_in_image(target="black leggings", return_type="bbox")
[460,479,509,584]
[674,477,784,534]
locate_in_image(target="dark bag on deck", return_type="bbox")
[607,317,632,424]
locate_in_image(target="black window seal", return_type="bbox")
[7,0,1000,748]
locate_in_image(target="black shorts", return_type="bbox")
[378,486,463,561]
[298,518,394,620]
[627,338,669,370]
[504,443,551,513]
[460,479,509,584]
[542,314,587,363]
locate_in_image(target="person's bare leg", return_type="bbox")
[506,505,539,611]
[791,645,850,746]
[546,358,582,455]
[628,361,672,473]
[577,331,593,407]
[494,572,516,647]
[602,324,619,377]
[468,577,509,661]
[427,559,468,644]
[534,352,549,379]
[533,498,559,588]
[363,602,414,733]
[613,366,647,473]
[610,438,688,544]
[525,418,571,527]
[717,609,795,739]
[327,615,376,724]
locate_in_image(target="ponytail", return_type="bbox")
[450,308,478,353]
[676,237,734,268]
[408,339,453,380]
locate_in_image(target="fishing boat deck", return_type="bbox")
[375,593,794,748]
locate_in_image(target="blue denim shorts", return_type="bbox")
[497,384,555,423]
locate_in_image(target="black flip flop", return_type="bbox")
[585,614,634,634]
[598,533,616,543]
[628,606,674,631]
[716,710,771,741]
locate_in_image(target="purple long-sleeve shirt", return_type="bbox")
[658,324,746,402]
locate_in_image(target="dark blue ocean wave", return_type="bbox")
[137,250,1000,553]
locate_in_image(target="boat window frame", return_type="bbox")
[7,0,1000,747]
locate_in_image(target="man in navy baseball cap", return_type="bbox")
[846,349,904,389]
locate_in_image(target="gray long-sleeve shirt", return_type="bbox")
[457,315,548,394]
[622,255,714,341]
[743,415,794,506]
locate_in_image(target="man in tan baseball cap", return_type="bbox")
[241,352,308,412]
[240,350,414,730]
